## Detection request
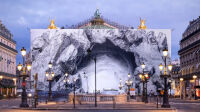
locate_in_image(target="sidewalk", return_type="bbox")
[13,101,176,110]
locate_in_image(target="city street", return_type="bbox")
[0,0,200,111]
[0,98,200,112]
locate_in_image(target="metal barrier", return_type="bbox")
[37,90,69,103]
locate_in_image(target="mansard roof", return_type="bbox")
[182,16,200,39]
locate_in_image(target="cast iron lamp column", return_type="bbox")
[144,73,149,103]
[87,48,97,107]
[125,73,133,102]
[46,61,55,101]
[141,63,146,102]
[17,47,32,108]
[139,72,149,103]
[159,48,172,108]
[193,75,197,100]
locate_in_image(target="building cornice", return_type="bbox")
[180,28,200,43]
[178,39,200,55]
[0,41,18,54]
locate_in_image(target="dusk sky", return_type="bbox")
[0,0,200,64]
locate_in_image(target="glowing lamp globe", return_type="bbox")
[45,72,49,77]
[21,47,26,57]
[162,48,168,57]
[168,64,172,71]
[27,64,31,71]
[193,75,197,79]
[159,64,163,71]
[48,61,52,68]
[17,63,22,71]
[65,73,68,77]
[139,74,142,79]
[180,78,184,81]
[141,63,146,69]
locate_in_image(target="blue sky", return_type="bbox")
[0,0,200,64]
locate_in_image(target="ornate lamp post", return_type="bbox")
[139,72,149,103]
[67,77,77,108]
[17,47,31,107]
[46,61,55,101]
[139,62,147,102]
[87,48,97,107]
[144,73,149,103]
[193,75,197,100]
[159,48,172,108]
[125,73,133,101]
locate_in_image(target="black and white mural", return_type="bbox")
[31,29,171,94]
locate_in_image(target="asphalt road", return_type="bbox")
[0,109,174,112]
[0,98,200,112]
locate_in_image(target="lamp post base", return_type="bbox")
[20,103,29,108]
[145,99,148,103]
[161,104,170,108]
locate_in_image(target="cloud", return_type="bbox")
[17,16,28,26]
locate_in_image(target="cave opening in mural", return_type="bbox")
[31,29,171,95]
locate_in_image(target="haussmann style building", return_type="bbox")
[0,20,18,98]
[179,16,200,99]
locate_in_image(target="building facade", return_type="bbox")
[171,59,181,97]
[178,16,200,99]
[0,20,17,97]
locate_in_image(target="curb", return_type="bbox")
[12,107,176,110]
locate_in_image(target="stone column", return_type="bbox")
[180,81,183,99]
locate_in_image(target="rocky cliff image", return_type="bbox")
[30,29,171,94]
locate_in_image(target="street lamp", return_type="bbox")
[140,62,147,103]
[139,73,149,103]
[158,48,171,108]
[46,61,54,101]
[144,73,149,103]
[126,73,133,102]
[17,47,31,108]
[193,75,197,100]
[87,48,97,107]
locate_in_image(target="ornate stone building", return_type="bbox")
[171,59,181,97]
[178,16,200,99]
[0,20,17,97]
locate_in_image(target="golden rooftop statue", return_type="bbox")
[138,18,147,29]
[48,20,57,29]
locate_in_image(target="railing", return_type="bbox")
[37,90,69,102]
[100,95,115,102]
